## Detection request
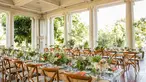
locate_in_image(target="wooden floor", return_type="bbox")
[0,56,146,82]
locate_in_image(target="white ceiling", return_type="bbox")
[0,0,92,14]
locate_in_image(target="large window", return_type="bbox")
[14,15,31,49]
[134,0,146,49]
[53,16,64,46]
[97,4,126,48]
[70,11,89,48]
[0,13,6,47]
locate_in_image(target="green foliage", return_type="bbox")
[28,50,37,57]
[66,39,75,48]
[134,18,146,48]
[17,50,23,58]
[14,16,31,46]
[54,53,69,65]
[97,19,126,48]
[1,13,6,34]
[84,41,89,49]
[91,56,102,62]
[74,57,91,70]
[54,17,64,45]
[70,14,89,46]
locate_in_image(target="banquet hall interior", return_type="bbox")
[0,0,145,82]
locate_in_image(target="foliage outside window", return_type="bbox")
[70,14,89,47]
[97,19,126,48]
[1,15,31,48]
[53,16,64,45]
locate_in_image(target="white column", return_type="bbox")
[34,17,40,49]
[44,18,48,47]
[39,17,48,52]
[64,13,71,45]
[68,13,72,40]
[31,18,35,49]
[39,19,44,52]
[48,17,54,46]
[89,6,97,49]
[6,12,14,48]
[47,18,51,46]
[93,8,98,48]
[126,0,135,48]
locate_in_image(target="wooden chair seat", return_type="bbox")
[65,73,92,82]
[42,67,60,82]
[26,76,50,82]
[98,80,110,82]
[27,76,63,82]
[6,68,22,74]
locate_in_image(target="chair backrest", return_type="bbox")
[64,48,72,55]
[42,67,59,82]
[94,50,103,56]
[123,52,138,62]
[13,60,25,79]
[65,73,92,82]
[2,57,11,72]
[104,51,117,58]
[72,49,80,56]
[83,49,91,56]
[26,64,39,82]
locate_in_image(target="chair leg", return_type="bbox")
[137,62,140,72]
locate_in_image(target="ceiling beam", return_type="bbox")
[41,0,60,6]
[14,0,34,6]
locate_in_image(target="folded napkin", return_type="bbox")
[76,71,86,76]
[112,67,118,72]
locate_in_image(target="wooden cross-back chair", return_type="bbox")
[26,64,40,82]
[2,57,17,82]
[42,67,60,82]
[104,51,119,67]
[13,60,27,81]
[65,73,92,82]
[83,49,92,56]
[1,59,5,82]
[64,48,72,56]
[93,50,103,56]
[123,52,140,72]
[72,49,80,56]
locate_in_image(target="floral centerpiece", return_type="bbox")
[95,59,109,73]
[0,47,6,55]
[91,55,102,63]
[40,53,49,62]
[53,52,69,66]
[17,50,23,58]
[73,56,91,71]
